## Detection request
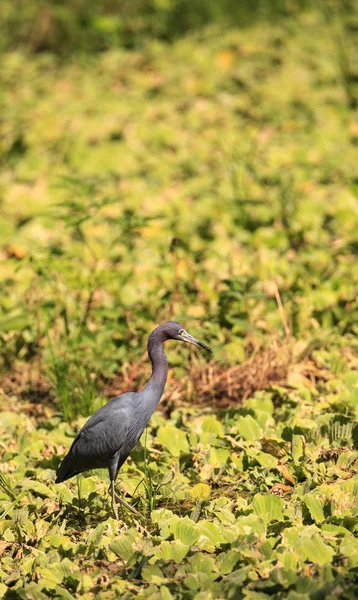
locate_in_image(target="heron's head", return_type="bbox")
[156,321,212,353]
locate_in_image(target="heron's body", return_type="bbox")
[55,321,211,517]
[56,393,136,481]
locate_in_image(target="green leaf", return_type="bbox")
[235,515,266,537]
[159,587,175,600]
[340,538,358,568]
[16,583,49,600]
[201,416,224,436]
[110,529,138,560]
[256,451,278,468]
[86,523,106,547]
[157,426,189,456]
[190,483,211,500]
[303,494,325,523]
[237,415,261,441]
[209,447,230,465]
[154,540,190,562]
[0,312,28,332]
[141,565,165,584]
[76,476,96,499]
[252,493,285,524]
[216,550,240,574]
[292,435,304,461]
[36,566,64,586]
[188,553,217,574]
[296,533,335,566]
[43,534,74,551]
[196,521,226,548]
[22,479,55,498]
[79,574,94,592]
[171,517,200,545]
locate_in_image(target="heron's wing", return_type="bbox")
[71,391,135,434]
[56,402,132,482]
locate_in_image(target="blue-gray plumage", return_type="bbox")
[55,321,211,518]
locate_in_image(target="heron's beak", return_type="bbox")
[180,330,212,353]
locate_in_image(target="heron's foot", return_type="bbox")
[113,492,142,517]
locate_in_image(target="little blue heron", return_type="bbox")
[55,321,211,518]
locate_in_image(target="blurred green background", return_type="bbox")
[0,0,341,55]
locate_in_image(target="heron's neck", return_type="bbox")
[144,337,168,408]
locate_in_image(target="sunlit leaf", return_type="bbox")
[237,415,261,441]
[110,529,138,560]
[296,533,335,566]
[252,493,285,524]
[157,426,189,456]
[190,483,211,500]
[171,518,200,545]
[303,494,325,523]
[155,540,190,562]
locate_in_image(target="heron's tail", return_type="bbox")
[55,453,79,483]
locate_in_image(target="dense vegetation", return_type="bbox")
[0,1,358,598]
[0,0,334,54]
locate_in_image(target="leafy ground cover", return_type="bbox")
[1,4,358,599]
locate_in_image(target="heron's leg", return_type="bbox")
[113,490,142,517]
[110,480,119,520]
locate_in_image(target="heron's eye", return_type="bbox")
[178,329,184,335]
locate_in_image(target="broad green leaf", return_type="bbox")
[141,565,165,584]
[36,567,63,587]
[237,415,261,441]
[190,483,211,500]
[243,592,275,599]
[16,583,49,600]
[87,523,106,547]
[292,435,304,461]
[110,529,138,560]
[303,494,325,523]
[21,479,55,498]
[213,507,235,524]
[154,540,190,563]
[282,551,298,571]
[209,447,230,465]
[344,370,358,392]
[340,538,358,568]
[157,426,189,456]
[0,313,28,332]
[76,476,97,499]
[53,586,75,600]
[196,521,226,549]
[235,515,266,537]
[171,517,200,545]
[159,587,175,600]
[296,533,334,566]
[256,451,278,468]
[216,550,240,574]
[79,574,94,592]
[43,534,74,551]
[184,571,219,592]
[188,552,217,574]
[190,593,213,600]
[201,416,224,436]
[252,493,285,524]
